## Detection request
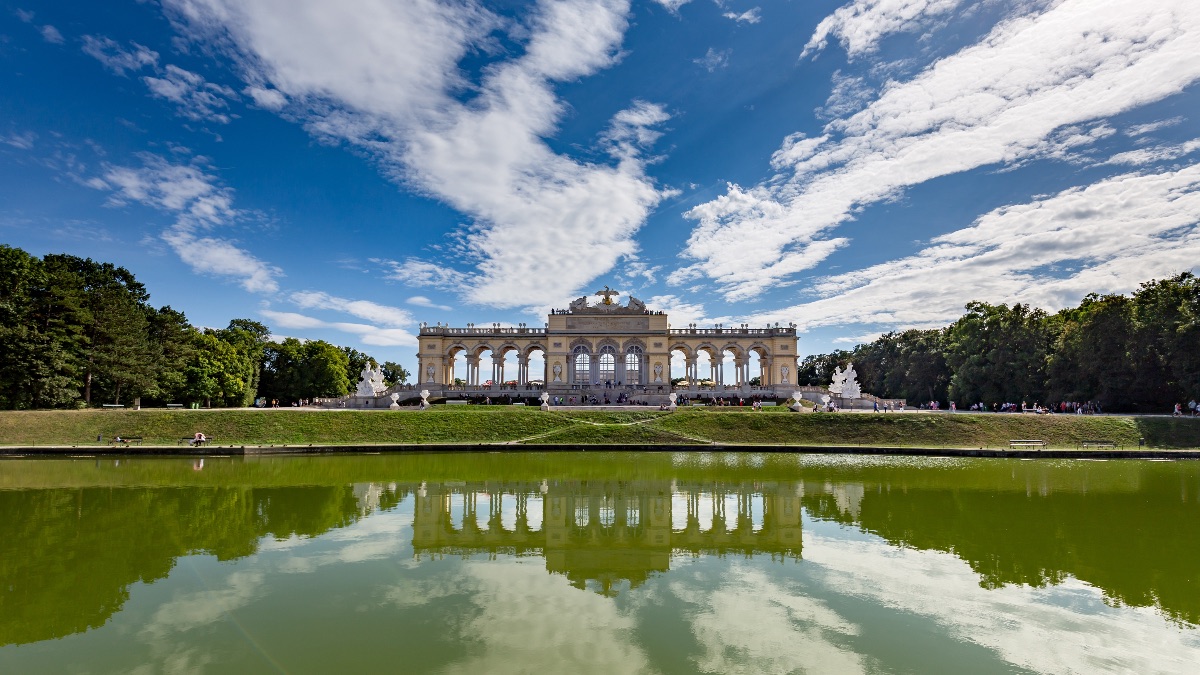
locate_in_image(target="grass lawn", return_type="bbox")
[0,407,1197,449]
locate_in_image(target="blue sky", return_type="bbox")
[3,0,1199,376]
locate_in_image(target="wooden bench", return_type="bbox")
[109,436,143,445]
[166,403,184,408]
[1009,439,1047,449]
[1080,439,1116,449]
[178,437,214,446]
[101,404,124,408]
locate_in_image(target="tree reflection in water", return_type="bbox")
[1,452,1197,650]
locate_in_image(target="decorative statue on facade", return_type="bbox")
[425,364,435,382]
[627,296,646,312]
[568,296,589,312]
[780,365,790,385]
[552,363,563,382]
[653,362,663,382]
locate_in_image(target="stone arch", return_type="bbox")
[621,337,647,352]
[522,343,547,386]
[569,337,593,351]
[595,337,621,352]
[747,343,772,386]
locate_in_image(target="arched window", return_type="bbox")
[625,346,643,385]
[572,345,591,384]
[598,345,617,384]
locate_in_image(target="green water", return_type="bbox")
[1,452,1197,673]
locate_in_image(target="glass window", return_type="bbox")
[625,347,642,385]
[573,346,591,383]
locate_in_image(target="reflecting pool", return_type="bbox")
[2,452,1198,673]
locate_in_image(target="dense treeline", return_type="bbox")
[797,273,1200,412]
[0,245,407,409]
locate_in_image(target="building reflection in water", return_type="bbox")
[409,480,803,595]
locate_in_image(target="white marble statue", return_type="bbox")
[653,363,663,382]
[780,365,790,385]
[425,364,435,382]
[356,365,386,396]
[841,363,862,400]
[552,364,563,382]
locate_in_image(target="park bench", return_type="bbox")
[101,404,124,408]
[1009,439,1048,449]
[445,400,469,405]
[109,436,143,445]
[178,437,214,446]
[166,403,184,408]
[1080,439,1116,449]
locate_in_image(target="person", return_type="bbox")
[189,432,207,446]
[1174,403,1183,417]
[873,401,879,412]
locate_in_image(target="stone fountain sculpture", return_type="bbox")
[356,365,386,397]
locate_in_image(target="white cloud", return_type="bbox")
[40,25,64,44]
[243,85,286,110]
[439,560,654,674]
[694,47,730,72]
[683,0,1200,301]
[14,9,34,23]
[1,131,36,150]
[744,164,1200,331]
[723,8,761,24]
[259,309,418,347]
[289,290,413,327]
[95,155,282,293]
[380,258,469,293]
[407,296,453,312]
[163,0,671,311]
[804,527,1200,673]
[1100,138,1200,166]
[1125,116,1183,137]
[651,0,693,13]
[802,0,966,59]
[81,35,159,75]
[143,64,238,123]
[672,565,865,673]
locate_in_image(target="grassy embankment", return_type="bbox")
[2,407,1199,449]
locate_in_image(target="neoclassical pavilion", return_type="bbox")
[415,287,800,400]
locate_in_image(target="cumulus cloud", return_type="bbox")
[93,155,282,293]
[743,164,1200,331]
[802,0,965,59]
[162,0,671,310]
[681,0,1200,301]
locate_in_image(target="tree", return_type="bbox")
[260,338,351,402]
[381,361,409,386]
[944,302,1056,406]
[1047,294,1139,409]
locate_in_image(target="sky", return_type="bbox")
[3,0,1199,376]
